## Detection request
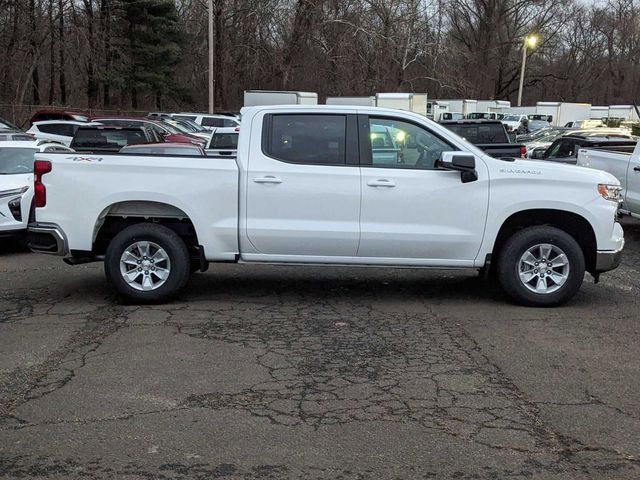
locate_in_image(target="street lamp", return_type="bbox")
[517,34,539,107]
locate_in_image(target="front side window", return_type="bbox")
[265,114,346,165]
[367,117,453,169]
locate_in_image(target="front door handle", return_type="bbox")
[253,176,283,184]
[367,179,396,187]
[634,166,640,172]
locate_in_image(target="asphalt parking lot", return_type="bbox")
[1,219,639,479]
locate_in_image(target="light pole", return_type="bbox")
[517,34,538,107]
[208,0,214,114]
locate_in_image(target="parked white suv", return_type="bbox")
[28,105,624,307]
[171,113,239,130]
[0,141,73,238]
[27,121,102,146]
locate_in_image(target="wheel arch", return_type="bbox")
[92,200,200,257]
[491,209,597,273]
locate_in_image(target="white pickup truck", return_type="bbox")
[27,106,624,307]
[577,141,640,218]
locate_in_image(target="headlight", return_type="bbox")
[598,184,622,202]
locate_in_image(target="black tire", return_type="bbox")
[104,223,190,304]
[497,226,585,307]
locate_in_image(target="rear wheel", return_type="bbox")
[497,226,585,307]
[104,223,190,304]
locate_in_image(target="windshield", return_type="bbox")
[0,147,35,174]
[180,119,207,132]
[502,115,521,121]
[0,118,21,130]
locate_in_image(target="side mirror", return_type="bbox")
[439,152,478,183]
[531,149,546,159]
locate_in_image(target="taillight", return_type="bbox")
[520,146,527,158]
[34,160,52,208]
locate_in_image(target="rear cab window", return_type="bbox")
[209,133,239,150]
[263,114,347,165]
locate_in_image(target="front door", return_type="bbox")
[358,116,489,265]
[626,152,640,215]
[245,112,361,258]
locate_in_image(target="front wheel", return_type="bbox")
[497,226,585,307]
[104,223,191,304]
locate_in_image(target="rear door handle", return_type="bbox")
[253,176,282,184]
[367,179,396,187]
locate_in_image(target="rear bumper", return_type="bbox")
[27,223,68,256]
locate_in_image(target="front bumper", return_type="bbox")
[595,244,624,273]
[27,223,68,256]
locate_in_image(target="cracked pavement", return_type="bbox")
[1,218,639,479]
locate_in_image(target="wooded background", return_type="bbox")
[1,0,639,117]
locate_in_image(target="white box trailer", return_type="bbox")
[607,105,639,121]
[590,106,609,119]
[476,100,511,112]
[244,90,318,106]
[375,93,414,111]
[326,96,375,106]
[535,102,591,126]
[505,106,538,116]
[427,101,449,121]
[442,99,478,116]
[411,93,428,116]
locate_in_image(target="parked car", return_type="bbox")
[161,118,211,141]
[70,126,159,153]
[29,110,89,125]
[0,117,22,131]
[91,117,205,146]
[527,114,553,123]
[439,112,464,121]
[0,131,35,142]
[0,140,73,238]
[440,120,526,158]
[466,112,499,120]
[525,129,634,159]
[27,105,624,307]
[577,140,640,218]
[27,120,103,146]
[501,114,528,133]
[205,127,239,157]
[564,119,605,129]
[517,126,569,143]
[171,113,240,130]
[530,134,636,164]
[120,143,206,156]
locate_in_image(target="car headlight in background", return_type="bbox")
[8,197,22,221]
[598,184,622,202]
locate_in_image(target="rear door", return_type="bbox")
[245,112,361,258]
[358,115,489,264]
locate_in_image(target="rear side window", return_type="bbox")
[223,118,238,127]
[38,123,77,136]
[209,133,238,149]
[264,114,346,165]
[201,117,225,127]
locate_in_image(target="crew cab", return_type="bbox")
[27,106,624,307]
[440,120,526,158]
[577,141,640,218]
